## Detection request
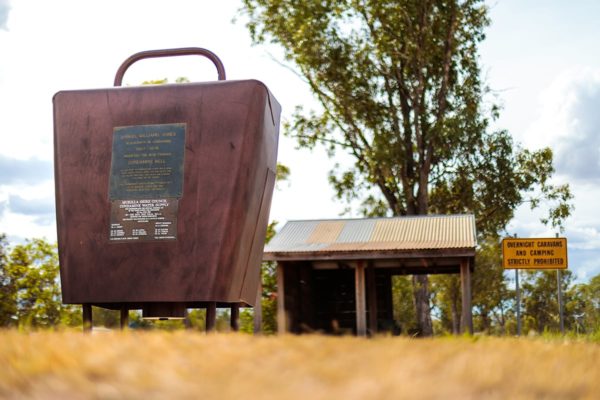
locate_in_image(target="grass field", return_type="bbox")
[1,331,599,399]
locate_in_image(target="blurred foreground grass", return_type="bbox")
[1,331,600,399]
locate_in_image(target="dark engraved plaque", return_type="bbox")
[109,123,186,200]
[108,123,185,242]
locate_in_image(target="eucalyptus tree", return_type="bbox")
[240,0,572,335]
[0,238,65,328]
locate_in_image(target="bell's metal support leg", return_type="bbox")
[206,302,217,333]
[83,304,92,333]
[230,303,240,332]
[120,307,129,330]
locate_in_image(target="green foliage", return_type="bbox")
[579,274,600,332]
[521,270,574,334]
[0,238,79,329]
[8,239,61,328]
[471,237,513,334]
[241,0,491,214]
[239,308,255,334]
[391,275,417,333]
[238,221,279,335]
[240,0,571,232]
[185,309,207,331]
[216,309,232,331]
[431,275,462,334]
[240,221,280,335]
[557,273,600,335]
[276,163,290,182]
[127,312,187,331]
[259,261,278,334]
[141,77,191,85]
[0,234,15,326]
[142,78,169,85]
[240,0,573,336]
[91,307,121,329]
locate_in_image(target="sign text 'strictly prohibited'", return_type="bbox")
[502,238,568,269]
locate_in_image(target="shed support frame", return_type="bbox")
[276,262,287,334]
[272,256,475,337]
[367,263,378,335]
[460,258,473,334]
[355,261,367,337]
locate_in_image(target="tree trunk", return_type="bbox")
[496,306,506,335]
[412,274,433,336]
[451,296,460,335]
[480,310,490,333]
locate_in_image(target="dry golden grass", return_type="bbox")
[1,331,599,399]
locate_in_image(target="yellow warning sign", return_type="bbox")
[502,238,568,269]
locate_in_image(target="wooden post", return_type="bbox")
[514,233,521,336]
[355,261,367,337]
[206,302,217,333]
[230,303,240,332]
[120,307,129,330]
[460,258,473,334]
[82,304,92,333]
[276,262,287,334]
[367,264,378,335]
[254,280,263,334]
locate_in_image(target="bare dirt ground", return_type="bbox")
[1,331,599,399]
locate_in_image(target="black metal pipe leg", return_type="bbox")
[82,304,92,333]
[206,302,217,333]
[230,303,240,332]
[120,307,129,330]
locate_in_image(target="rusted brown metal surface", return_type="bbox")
[53,48,281,315]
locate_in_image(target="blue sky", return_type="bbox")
[1,0,599,281]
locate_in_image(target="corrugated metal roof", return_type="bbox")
[265,215,476,255]
[337,219,376,243]
[307,221,345,243]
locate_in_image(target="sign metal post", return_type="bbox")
[557,268,564,334]
[516,269,521,336]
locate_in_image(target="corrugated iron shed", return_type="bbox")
[264,214,476,261]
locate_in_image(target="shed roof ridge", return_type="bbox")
[282,214,474,224]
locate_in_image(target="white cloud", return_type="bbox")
[8,194,54,218]
[572,251,600,282]
[526,68,600,183]
[0,212,55,242]
[566,226,600,251]
[0,198,6,217]
[0,155,53,185]
[0,180,56,239]
[0,0,9,30]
